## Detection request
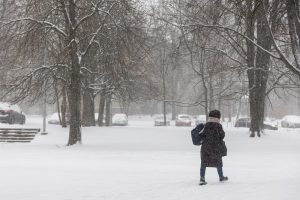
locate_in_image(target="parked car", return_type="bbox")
[48,113,60,124]
[235,118,251,128]
[195,115,206,125]
[281,115,300,128]
[0,102,26,124]
[154,116,170,126]
[48,112,71,125]
[263,121,279,130]
[112,113,128,126]
[235,117,278,130]
[175,114,192,126]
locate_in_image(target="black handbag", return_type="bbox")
[220,141,227,157]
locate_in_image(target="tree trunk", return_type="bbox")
[236,97,242,121]
[98,89,106,126]
[82,88,95,127]
[163,63,167,126]
[208,76,214,110]
[246,0,258,137]
[67,0,82,145]
[171,71,177,120]
[202,76,209,120]
[68,65,82,145]
[61,87,67,128]
[105,94,112,126]
[228,103,232,123]
[248,0,272,137]
[82,91,95,126]
[171,47,179,121]
[171,101,176,120]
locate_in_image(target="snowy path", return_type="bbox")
[0,116,299,200]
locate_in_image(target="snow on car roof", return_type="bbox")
[49,113,60,120]
[178,114,191,119]
[0,102,10,109]
[0,102,21,112]
[112,113,127,119]
[282,115,300,122]
[113,113,127,117]
[178,114,189,117]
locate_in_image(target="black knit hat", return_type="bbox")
[208,110,221,119]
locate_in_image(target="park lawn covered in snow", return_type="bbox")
[0,116,299,200]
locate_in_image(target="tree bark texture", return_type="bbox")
[247,0,272,137]
[82,88,95,127]
[105,94,112,126]
[61,87,68,128]
[98,89,106,126]
[67,0,82,145]
[208,76,215,110]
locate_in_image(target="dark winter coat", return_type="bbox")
[199,121,226,167]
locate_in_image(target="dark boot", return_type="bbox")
[219,176,228,182]
[199,177,207,185]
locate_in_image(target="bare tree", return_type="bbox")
[0,0,148,145]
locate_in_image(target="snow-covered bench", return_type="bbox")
[0,128,40,143]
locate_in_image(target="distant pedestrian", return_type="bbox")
[198,109,228,185]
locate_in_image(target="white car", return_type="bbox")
[112,113,128,126]
[48,112,70,125]
[48,113,60,124]
[281,115,300,128]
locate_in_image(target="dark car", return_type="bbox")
[0,102,26,124]
[235,117,278,130]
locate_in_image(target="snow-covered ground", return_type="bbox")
[0,115,299,200]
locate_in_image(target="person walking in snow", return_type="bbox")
[198,109,228,185]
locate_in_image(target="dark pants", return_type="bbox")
[200,165,224,178]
